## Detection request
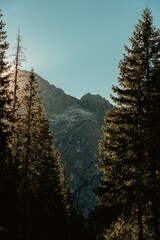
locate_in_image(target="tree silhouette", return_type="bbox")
[96,8,160,240]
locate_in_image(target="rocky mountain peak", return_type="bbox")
[19,70,112,216]
[81,92,104,101]
[80,93,112,122]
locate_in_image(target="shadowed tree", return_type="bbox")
[11,29,25,116]
[96,8,160,240]
[0,9,19,239]
[33,104,71,240]
[18,70,72,239]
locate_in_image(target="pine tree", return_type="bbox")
[0,9,19,239]
[141,10,160,239]
[9,30,25,194]
[96,8,160,240]
[32,106,71,240]
[10,29,25,138]
[11,29,25,115]
[0,10,11,171]
[18,70,72,239]
[17,70,42,239]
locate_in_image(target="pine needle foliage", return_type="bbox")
[96,8,160,240]
[0,10,19,239]
[0,8,83,240]
[18,70,71,239]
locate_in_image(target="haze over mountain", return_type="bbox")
[21,70,112,215]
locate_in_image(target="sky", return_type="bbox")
[1,0,160,102]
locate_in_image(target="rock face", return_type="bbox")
[22,71,112,216]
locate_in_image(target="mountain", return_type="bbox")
[21,70,112,216]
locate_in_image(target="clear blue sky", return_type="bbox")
[1,0,160,101]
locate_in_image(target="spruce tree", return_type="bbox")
[96,8,160,240]
[34,111,70,240]
[9,30,25,191]
[0,10,11,171]
[19,70,71,239]
[17,70,42,239]
[0,9,19,239]
[11,29,25,115]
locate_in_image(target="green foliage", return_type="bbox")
[16,70,71,239]
[0,11,24,240]
[96,8,160,240]
[0,9,11,160]
[0,7,88,240]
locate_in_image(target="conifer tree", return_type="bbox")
[33,108,71,239]
[11,29,25,115]
[96,8,160,240]
[0,9,19,239]
[19,70,72,239]
[20,70,40,184]
[0,10,11,171]
[9,30,25,186]
[17,70,42,239]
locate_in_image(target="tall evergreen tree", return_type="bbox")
[0,10,11,172]
[0,9,19,239]
[17,70,42,239]
[96,8,160,240]
[11,29,25,115]
[18,70,72,239]
[34,108,71,239]
[9,30,25,190]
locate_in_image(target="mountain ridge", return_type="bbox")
[20,70,112,215]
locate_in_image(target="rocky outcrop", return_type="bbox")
[21,71,112,216]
